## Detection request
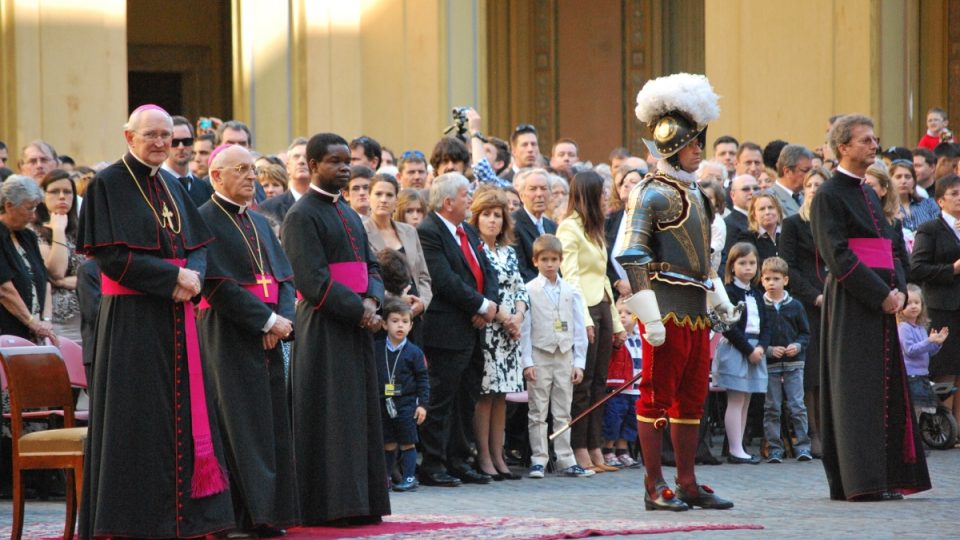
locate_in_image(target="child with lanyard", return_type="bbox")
[376,297,430,491]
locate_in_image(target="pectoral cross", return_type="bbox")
[161,202,175,230]
[256,274,273,298]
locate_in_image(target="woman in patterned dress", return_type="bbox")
[469,186,529,480]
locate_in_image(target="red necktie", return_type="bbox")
[456,225,484,292]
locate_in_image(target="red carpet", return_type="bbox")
[20,514,763,539]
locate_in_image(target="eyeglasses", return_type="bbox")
[219,163,256,176]
[138,130,173,142]
[513,123,537,136]
[401,150,425,160]
[739,186,761,192]
[45,188,73,197]
[172,137,194,148]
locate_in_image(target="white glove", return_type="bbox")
[707,280,740,325]
[625,290,666,347]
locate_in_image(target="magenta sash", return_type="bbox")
[101,259,228,498]
[848,238,894,269]
[330,261,369,293]
[198,274,279,309]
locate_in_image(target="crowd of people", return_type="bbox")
[0,74,956,536]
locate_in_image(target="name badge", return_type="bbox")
[384,383,396,397]
[554,320,568,332]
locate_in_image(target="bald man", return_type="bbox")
[197,144,298,536]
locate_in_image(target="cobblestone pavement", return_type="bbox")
[3,447,956,538]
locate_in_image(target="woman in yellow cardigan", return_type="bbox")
[557,170,626,473]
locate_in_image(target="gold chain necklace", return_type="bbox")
[211,195,274,298]
[122,156,182,234]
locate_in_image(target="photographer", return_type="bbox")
[433,107,512,191]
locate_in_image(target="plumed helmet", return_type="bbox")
[634,73,720,159]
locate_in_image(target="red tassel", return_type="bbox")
[191,454,229,498]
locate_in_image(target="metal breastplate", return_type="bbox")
[617,173,713,321]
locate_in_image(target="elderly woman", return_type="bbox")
[547,174,569,224]
[0,176,57,344]
[910,174,960,433]
[394,188,427,228]
[468,186,528,480]
[34,169,84,343]
[558,170,625,473]
[364,173,432,343]
[736,191,783,267]
[698,178,728,275]
[891,160,940,232]
[778,166,830,457]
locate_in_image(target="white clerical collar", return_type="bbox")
[129,151,161,176]
[214,191,249,213]
[774,180,796,196]
[657,159,698,184]
[309,184,341,202]
[836,165,865,181]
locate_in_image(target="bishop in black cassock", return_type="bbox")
[197,145,299,535]
[281,133,390,525]
[78,105,234,538]
[811,116,930,501]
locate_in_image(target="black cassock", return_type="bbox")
[811,170,931,500]
[197,195,299,530]
[281,187,390,524]
[78,153,234,538]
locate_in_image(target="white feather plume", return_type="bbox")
[634,73,720,127]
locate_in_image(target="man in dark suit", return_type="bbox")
[911,174,960,406]
[768,144,813,219]
[417,172,499,487]
[721,174,759,272]
[162,115,214,208]
[259,137,309,228]
[498,124,540,182]
[511,168,556,282]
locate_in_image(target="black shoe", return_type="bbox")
[643,477,689,511]
[347,515,383,526]
[255,526,287,538]
[853,491,904,502]
[497,470,522,480]
[419,471,462,487]
[696,453,721,465]
[454,469,492,484]
[676,480,734,509]
[726,454,760,464]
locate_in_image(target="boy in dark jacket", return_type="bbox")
[376,297,430,491]
[760,257,811,463]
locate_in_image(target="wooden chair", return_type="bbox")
[1,345,87,540]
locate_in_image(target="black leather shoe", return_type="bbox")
[676,480,734,509]
[255,526,286,538]
[419,471,462,487]
[644,478,689,511]
[498,470,522,480]
[726,454,760,464]
[853,491,904,502]
[455,469,492,484]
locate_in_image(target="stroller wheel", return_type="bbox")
[920,406,958,450]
